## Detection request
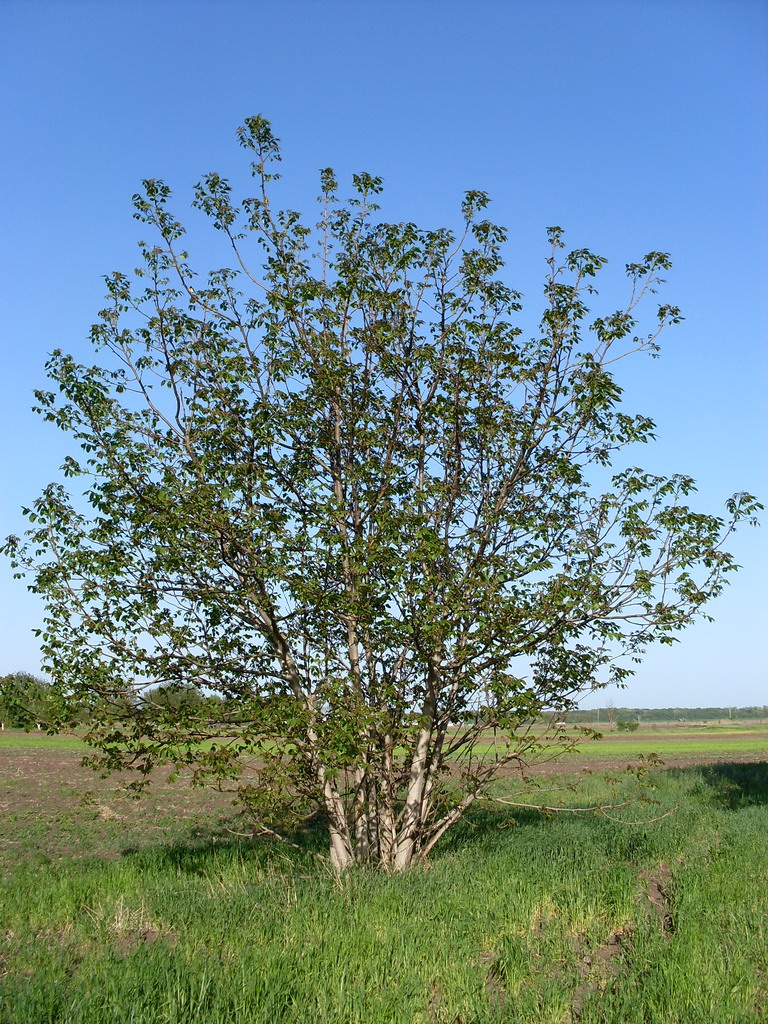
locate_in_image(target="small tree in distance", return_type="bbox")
[0,672,52,730]
[4,117,760,870]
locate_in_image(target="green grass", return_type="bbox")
[0,731,89,750]
[1,760,767,1022]
[568,735,768,758]
[468,730,768,762]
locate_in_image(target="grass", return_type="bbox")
[467,723,768,763]
[0,731,88,750]
[565,735,768,758]
[1,741,767,1022]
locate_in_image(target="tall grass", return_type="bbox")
[1,764,766,1022]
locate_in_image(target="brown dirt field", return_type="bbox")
[0,746,242,868]
[1,740,766,868]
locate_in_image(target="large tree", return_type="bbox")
[4,118,759,869]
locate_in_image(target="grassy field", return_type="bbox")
[3,717,765,760]
[558,723,768,761]
[469,720,768,768]
[0,730,766,1022]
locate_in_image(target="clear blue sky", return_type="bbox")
[1,0,766,708]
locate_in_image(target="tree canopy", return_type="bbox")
[4,117,760,869]
[0,672,51,729]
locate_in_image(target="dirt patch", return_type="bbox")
[638,861,675,936]
[427,982,442,1021]
[569,861,675,1019]
[479,949,506,1011]
[113,926,178,956]
[570,925,633,1019]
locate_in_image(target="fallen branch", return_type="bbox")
[223,823,326,862]
[490,796,638,814]
[489,795,678,826]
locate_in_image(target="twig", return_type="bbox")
[598,806,677,825]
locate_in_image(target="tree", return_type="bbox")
[4,117,759,870]
[146,681,209,713]
[605,697,617,725]
[0,672,52,730]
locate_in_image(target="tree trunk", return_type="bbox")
[318,762,354,871]
[392,721,432,871]
[329,826,354,871]
[353,767,370,862]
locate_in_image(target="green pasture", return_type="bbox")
[565,734,768,759]
[0,731,88,751]
[1,747,767,1022]
[455,726,768,763]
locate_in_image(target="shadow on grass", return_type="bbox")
[117,760,768,874]
[433,801,560,860]
[696,760,768,808]
[119,810,331,875]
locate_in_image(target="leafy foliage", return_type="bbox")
[0,672,52,729]
[3,116,760,868]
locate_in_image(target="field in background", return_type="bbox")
[3,717,767,756]
[0,730,766,1022]
[459,720,768,773]
[559,720,767,761]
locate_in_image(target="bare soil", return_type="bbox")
[1,740,766,867]
[0,746,241,868]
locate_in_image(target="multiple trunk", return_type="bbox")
[295,685,497,872]
[318,731,441,872]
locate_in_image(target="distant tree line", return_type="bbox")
[0,675,262,732]
[564,706,768,724]
[2,674,764,733]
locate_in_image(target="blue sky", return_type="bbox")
[1,0,766,708]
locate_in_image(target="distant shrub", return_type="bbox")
[617,719,639,732]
